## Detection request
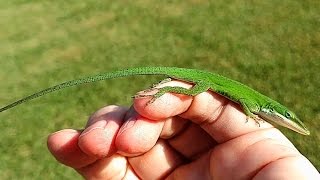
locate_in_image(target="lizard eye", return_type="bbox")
[268,107,275,113]
[285,111,292,119]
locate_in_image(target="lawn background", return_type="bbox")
[0,0,319,179]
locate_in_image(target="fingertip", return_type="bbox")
[47,129,81,154]
[78,105,127,158]
[115,113,164,156]
[78,154,129,180]
[47,129,96,169]
[128,140,185,179]
[78,120,117,158]
[133,92,193,121]
[133,80,194,120]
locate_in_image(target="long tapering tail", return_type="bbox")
[1,67,186,112]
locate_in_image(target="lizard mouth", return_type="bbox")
[257,110,310,135]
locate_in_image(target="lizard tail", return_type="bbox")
[0,67,187,112]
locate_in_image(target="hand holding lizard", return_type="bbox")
[47,80,319,179]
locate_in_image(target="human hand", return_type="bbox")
[47,80,319,179]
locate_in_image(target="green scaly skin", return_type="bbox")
[0,67,310,135]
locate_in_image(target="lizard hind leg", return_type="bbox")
[156,81,211,97]
[133,78,173,99]
[132,78,173,100]
[151,78,172,88]
[135,82,210,104]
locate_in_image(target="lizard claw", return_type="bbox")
[132,88,160,105]
[132,88,158,98]
[246,114,265,127]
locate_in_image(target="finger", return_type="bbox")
[166,129,301,180]
[254,155,320,179]
[78,105,127,158]
[116,105,216,159]
[128,140,185,179]
[167,123,217,159]
[47,129,96,169]
[77,154,139,180]
[115,106,165,156]
[133,80,275,142]
[192,93,274,142]
[161,113,217,159]
[160,116,189,139]
[166,150,212,180]
[85,105,128,127]
[209,129,311,179]
[134,80,194,120]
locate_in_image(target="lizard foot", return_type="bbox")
[151,78,172,88]
[132,88,160,105]
[132,88,157,98]
[246,114,265,127]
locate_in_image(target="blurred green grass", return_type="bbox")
[0,0,319,178]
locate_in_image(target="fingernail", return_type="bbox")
[50,129,79,136]
[80,120,107,137]
[118,117,136,135]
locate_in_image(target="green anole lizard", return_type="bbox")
[0,67,310,135]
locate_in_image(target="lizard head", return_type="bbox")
[257,103,310,135]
